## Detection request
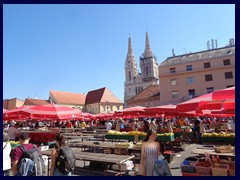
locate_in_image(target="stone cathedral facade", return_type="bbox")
[124,32,159,107]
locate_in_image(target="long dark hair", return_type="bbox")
[142,129,156,142]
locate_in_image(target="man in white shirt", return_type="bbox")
[106,121,112,131]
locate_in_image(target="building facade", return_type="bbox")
[124,32,159,107]
[159,43,235,105]
[3,98,24,110]
[85,87,123,114]
[126,84,160,107]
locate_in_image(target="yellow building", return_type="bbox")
[159,44,235,105]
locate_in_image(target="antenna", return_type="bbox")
[211,39,214,49]
[207,41,210,50]
[172,48,176,57]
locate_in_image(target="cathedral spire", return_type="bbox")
[144,31,153,58]
[128,35,133,56]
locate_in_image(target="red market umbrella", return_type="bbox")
[3,108,8,114]
[200,98,235,111]
[144,104,177,116]
[177,86,236,113]
[3,106,32,121]
[212,86,235,100]
[19,104,81,120]
[114,106,146,117]
[176,93,213,113]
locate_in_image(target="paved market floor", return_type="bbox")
[70,143,205,176]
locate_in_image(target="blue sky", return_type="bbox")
[3,4,235,102]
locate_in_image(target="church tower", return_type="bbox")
[124,36,142,106]
[140,32,159,83]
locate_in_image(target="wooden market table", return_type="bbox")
[41,148,135,176]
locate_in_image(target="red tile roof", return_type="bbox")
[85,87,123,105]
[126,84,160,103]
[50,90,86,105]
[24,98,50,106]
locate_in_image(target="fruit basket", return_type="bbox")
[194,162,211,175]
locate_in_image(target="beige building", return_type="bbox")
[49,87,123,114]
[85,87,123,114]
[3,98,24,110]
[49,90,86,111]
[159,43,235,105]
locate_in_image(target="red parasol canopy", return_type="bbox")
[177,86,235,114]
[144,104,176,114]
[114,106,146,117]
[176,93,213,113]
[212,86,235,100]
[3,106,32,121]
[19,104,81,120]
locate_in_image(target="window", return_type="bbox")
[223,59,231,66]
[145,66,149,76]
[187,77,194,84]
[186,65,192,71]
[171,91,178,98]
[170,67,176,73]
[204,62,211,69]
[207,87,214,93]
[128,71,131,81]
[205,74,213,81]
[188,89,195,97]
[225,72,233,79]
[171,79,177,86]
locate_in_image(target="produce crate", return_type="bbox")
[114,148,128,155]
[103,147,113,154]
[181,163,195,173]
[211,167,228,176]
[194,163,211,175]
[158,135,174,142]
[182,172,210,176]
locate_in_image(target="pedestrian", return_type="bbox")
[8,122,20,141]
[140,129,161,176]
[10,132,36,176]
[50,133,75,176]
[3,132,12,176]
[115,119,121,131]
[106,120,112,131]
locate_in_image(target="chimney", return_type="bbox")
[215,39,217,48]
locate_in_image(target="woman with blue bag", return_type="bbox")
[140,129,161,176]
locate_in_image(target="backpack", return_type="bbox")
[56,146,75,174]
[18,145,45,176]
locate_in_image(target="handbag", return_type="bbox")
[158,154,165,161]
[155,155,172,176]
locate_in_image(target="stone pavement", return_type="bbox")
[70,143,205,176]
